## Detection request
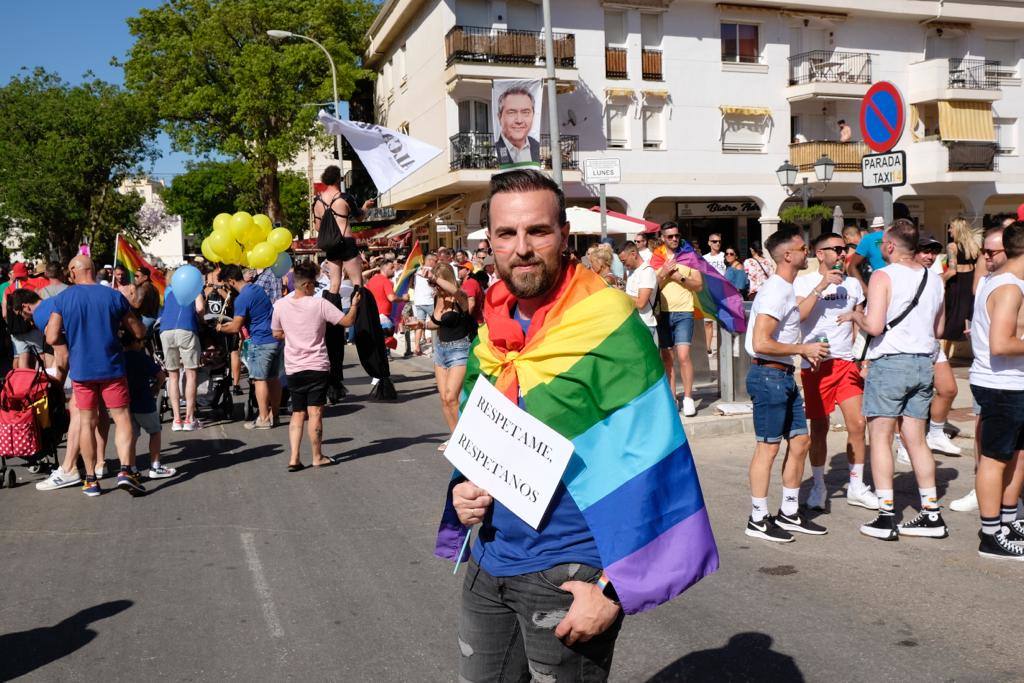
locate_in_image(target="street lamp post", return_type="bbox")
[267,29,344,186]
[776,155,835,208]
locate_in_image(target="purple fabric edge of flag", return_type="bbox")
[606,506,719,615]
[675,246,747,334]
[435,476,470,562]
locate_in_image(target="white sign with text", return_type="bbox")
[444,376,574,529]
[584,158,621,185]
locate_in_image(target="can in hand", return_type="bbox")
[817,335,829,360]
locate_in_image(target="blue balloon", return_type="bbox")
[271,251,292,278]
[170,265,204,306]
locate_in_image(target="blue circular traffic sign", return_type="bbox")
[859,82,905,154]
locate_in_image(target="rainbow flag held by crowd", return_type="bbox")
[115,234,167,304]
[389,241,424,329]
[650,242,747,334]
[435,265,719,614]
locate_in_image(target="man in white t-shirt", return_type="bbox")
[969,221,1024,560]
[703,233,727,354]
[839,219,948,541]
[744,229,830,543]
[619,242,657,340]
[794,232,877,513]
[635,232,653,266]
[411,252,438,355]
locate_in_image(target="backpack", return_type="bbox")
[315,193,359,254]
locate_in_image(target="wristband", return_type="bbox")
[597,575,620,604]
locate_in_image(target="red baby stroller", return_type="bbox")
[0,360,69,489]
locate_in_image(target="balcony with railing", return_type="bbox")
[642,49,662,81]
[786,50,872,101]
[789,141,870,174]
[606,47,627,79]
[906,139,999,183]
[445,26,576,69]
[908,58,1003,104]
[947,141,998,172]
[449,133,579,172]
[948,58,1001,90]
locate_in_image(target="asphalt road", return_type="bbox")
[0,356,1017,682]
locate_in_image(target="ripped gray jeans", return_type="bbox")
[458,557,623,682]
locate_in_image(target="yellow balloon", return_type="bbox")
[213,213,232,234]
[239,250,250,268]
[201,238,221,263]
[230,211,253,242]
[253,214,272,232]
[208,229,233,255]
[219,239,242,264]
[267,227,293,252]
[251,242,276,269]
[241,224,262,248]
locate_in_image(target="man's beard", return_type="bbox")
[497,255,560,299]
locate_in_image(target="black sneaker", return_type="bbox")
[978,530,1024,561]
[745,515,794,543]
[775,509,828,535]
[1005,521,1024,544]
[860,511,899,541]
[899,508,949,538]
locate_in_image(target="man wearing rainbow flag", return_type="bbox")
[436,170,718,681]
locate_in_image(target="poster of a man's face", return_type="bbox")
[492,79,543,169]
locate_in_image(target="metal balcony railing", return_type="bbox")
[449,132,579,171]
[949,58,1002,90]
[788,50,872,86]
[789,141,870,173]
[606,47,627,79]
[642,48,663,81]
[947,141,998,171]
[445,26,576,68]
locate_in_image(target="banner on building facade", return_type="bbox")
[317,111,442,194]
[492,79,543,169]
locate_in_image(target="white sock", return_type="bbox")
[850,463,865,486]
[751,497,769,522]
[812,466,825,487]
[877,488,895,512]
[919,486,938,510]
[781,487,800,516]
[151,461,160,470]
[894,434,903,448]
[928,421,945,438]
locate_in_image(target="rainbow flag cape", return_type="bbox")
[435,265,719,614]
[650,242,747,334]
[115,234,167,304]
[389,241,424,329]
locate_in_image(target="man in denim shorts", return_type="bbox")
[840,219,947,541]
[744,229,829,543]
[411,252,437,354]
[218,264,282,430]
[655,222,703,417]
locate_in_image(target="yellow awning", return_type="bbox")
[642,89,670,99]
[910,104,921,142]
[605,87,634,98]
[720,105,772,117]
[938,101,996,142]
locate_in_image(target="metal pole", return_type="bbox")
[541,0,563,188]
[882,186,894,225]
[298,34,345,189]
[599,183,607,240]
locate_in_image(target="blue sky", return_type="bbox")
[0,1,351,183]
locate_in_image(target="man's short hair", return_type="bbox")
[292,261,318,284]
[220,264,244,282]
[708,232,721,240]
[8,288,40,312]
[887,218,919,251]
[619,241,638,255]
[842,225,862,241]
[660,221,679,235]
[812,232,843,250]
[765,228,802,260]
[838,119,847,125]
[136,266,150,277]
[497,86,535,116]
[1005,221,1024,259]
[486,169,566,227]
[45,262,62,279]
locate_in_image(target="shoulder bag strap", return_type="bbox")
[859,269,929,361]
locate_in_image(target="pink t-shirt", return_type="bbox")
[271,295,344,373]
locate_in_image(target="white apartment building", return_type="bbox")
[118,178,185,266]
[367,0,1024,252]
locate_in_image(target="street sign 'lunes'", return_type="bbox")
[859,82,905,154]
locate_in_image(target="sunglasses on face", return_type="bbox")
[982,248,1005,258]
[663,234,681,240]
[818,246,845,256]
[725,251,737,256]
[708,239,721,244]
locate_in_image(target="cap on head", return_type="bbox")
[870,217,885,229]
[10,262,28,279]
[917,233,941,249]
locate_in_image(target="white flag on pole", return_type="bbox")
[317,110,443,194]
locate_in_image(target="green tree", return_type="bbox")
[163,159,310,237]
[0,69,157,261]
[120,0,377,223]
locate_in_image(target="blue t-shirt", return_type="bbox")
[159,286,200,334]
[855,231,887,271]
[234,284,276,345]
[472,307,602,576]
[124,349,160,414]
[53,285,130,382]
[32,298,57,333]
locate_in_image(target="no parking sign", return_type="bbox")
[859,82,905,154]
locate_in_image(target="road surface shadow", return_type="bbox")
[0,600,133,680]
[645,632,804,682]
[145,441,280,495]
[337,433,449,463]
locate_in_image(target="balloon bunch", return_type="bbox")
[201,211,294,276]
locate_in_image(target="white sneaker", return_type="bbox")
[171,420,184,432]
[926,432,962,456]
[35,468,82,491]
[895,438,911,466]
[806,482,827,510]
[94,462,106,479]
[148,464,177,479]
[681,396,697,417]
[847,483,880,510]
[950,489,978,512]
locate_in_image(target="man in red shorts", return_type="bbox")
[45,256,148,497]
[794,233,878,511]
